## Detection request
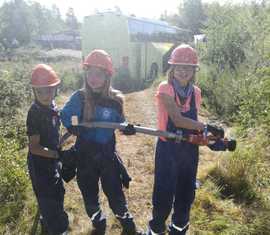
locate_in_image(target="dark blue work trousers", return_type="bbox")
[75,138,128,226]
[28,155,68,235]
[149,90,199,235]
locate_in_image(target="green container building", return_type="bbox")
[82,11,189,90]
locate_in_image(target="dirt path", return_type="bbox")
[62,87,220,235]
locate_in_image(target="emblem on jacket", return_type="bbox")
[102,108,111,120]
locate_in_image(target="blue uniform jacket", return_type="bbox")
[60,91,124,144]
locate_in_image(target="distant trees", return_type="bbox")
[198,1,270,129]
[31,2,66,37]
[203,3,250,71]
[0,0,32,47]
[66,7,79,31]
[180,0,206,34]
[0,0,80,50]
[159,0,206,42]
[203,2,270,71]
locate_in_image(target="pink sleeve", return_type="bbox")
[194,86,202,111]
[156,81,174,98]
[155,81,174,136]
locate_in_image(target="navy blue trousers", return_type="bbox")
[149,139,198,234]
[75,139,128,226]
[28,155,68,235]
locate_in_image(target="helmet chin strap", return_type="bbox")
[85,82,104,99]
[91,86,103,93]
[54,87,58,98]
[92,91,102,100]
[32,86,58,103]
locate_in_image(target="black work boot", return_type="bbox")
[121,226,146,235]
[121,228,146,235]
[90,220,106,235]
[90,210,106,235]
[168,223,189,235]
[40,216,49,235]
[118,213,145,235]
[147,220,167,235]
[146,226,166,235]
[90,228,106,235]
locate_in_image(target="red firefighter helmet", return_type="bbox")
[83,49,114,76]
[168,44,199,67]
[31,64,60,88]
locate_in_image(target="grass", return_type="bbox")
[191,128,270,234]
[2,88,269,234]
[0,57,269,234]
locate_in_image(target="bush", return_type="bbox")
[0,134,28,227]
[208,128,270,204]
[208,155,257,204]
[60,69,84,92]
[0,68,32,119]
[197,66,246,121]
[238,66,270,132]
[192,180,247,234]
[203,4,251,71]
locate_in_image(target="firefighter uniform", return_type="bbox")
[148,90,199,235]
[60,91,137,234]
[27,101,68,235]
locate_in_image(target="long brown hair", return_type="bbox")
[81,74,124,122]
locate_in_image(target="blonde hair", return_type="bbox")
[81,75,124,122]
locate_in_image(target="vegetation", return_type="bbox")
[0,0,269,234]
[192,2,270,234]
[0,0,80,51]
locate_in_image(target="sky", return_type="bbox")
[0,0,250,21]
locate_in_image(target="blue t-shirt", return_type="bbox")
[60,91,124,144]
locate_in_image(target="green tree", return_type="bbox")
[30,3,66,36]
[179,0,206,34]
[0,0,68,48]
[203,3,250,71]
[65,7,79,31]
[0,0,33,47]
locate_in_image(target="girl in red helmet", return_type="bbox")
[147,45,224,235]
[26,64,69,235]
[60,50,144,235]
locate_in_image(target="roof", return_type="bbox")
[127,17,189,42]
[127,17,183,35]
[85,11,187,35]
[84,11,190,42]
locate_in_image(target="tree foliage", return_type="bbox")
[180,0,206,34]
[0,0,79,49]
[198,1,270,132]
[65,7,79,31]
[0,0,32,47]
[202,4,250,71]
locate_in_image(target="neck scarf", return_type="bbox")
[172,79,194,100]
